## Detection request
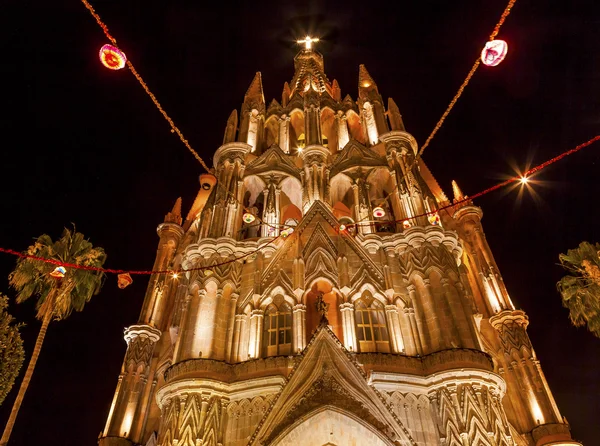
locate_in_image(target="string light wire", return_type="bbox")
[2,134,598,274]
[417,0,517,159]
[80,0,211,172]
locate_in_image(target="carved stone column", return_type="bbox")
[99,325,161,446]
[279,115,290,153]
[384,305,404,353]
[292,304,307,353]
[300,145,330,212]
[407,285,427,354]
[339,302,357,352]
[489,310,576,443]
[248,310,264,359]
[336,111,349,150]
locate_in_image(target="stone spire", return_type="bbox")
[223,109,238,144]
[289,43,330,96]
[358,64,378,91]
[452,180,465,202]
[387,97,405,131]
[243,72,265,112]
[164,197,182,225]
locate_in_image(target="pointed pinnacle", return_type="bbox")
[332,79,342,101]
[244,72,264,102]
[358,64,377,89]
[451,180,465,202]
[171,197,182,216]
[387,97,405,131]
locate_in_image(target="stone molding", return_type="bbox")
[164,356,295,384]
[124,324,162,345]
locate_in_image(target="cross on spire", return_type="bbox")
[297,35,320,51]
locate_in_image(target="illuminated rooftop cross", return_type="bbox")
[298,35,320,50]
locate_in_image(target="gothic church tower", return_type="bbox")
[99,42,581,446]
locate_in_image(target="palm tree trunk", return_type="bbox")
[0,307,53,445]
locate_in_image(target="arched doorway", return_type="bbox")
[272,408,393,446]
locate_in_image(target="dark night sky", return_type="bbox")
[1,0,599,444]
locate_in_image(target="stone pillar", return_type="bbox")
[421,279,444,351]
[225,293,239,362]
[489,310,578,444]
[99,325,161,446]
[300,145,330,212]
[401,308,420,356]
[407,285,427,354]
[248,310,264,358]
[337,111,350,150]
[279,115,290,153]
[293,304,307,353]
[385,305,404,353]
[427,371,513,446]
[231,314,245,362]
[339,302,358,352]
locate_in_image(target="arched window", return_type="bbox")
[263,302,292,356]
[297,133,306,149]
[355,296,390,353]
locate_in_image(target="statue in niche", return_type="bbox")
[315,291,330,324]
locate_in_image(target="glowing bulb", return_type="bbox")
[520,176,529,184]
[297,147,303,153]
[99,44,127,70]
[172,272,179,279]
[362,82,371,88]
[402,220,412,229]
[481,39,508,67]
[243,213,256,224]
[373,207,386,218]
[49,266,67,278]
[339,224,346,232]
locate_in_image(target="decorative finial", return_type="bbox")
[297,35,320,51]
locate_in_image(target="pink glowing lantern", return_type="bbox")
[99,44,127,70]
[373,207,386,218]
[402,220,412,229]
[481,40,508,67]
[428,213,441,226]
[117,273,133,289]
[242,213,256,224]
[49,266,67,278]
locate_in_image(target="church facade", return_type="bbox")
[98,44,581,446]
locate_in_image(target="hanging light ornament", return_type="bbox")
[117,273,133,289]
[99,44,127,70]
[402,220,412,229]
[49,266,67,278]
[339,224,347,232]
[428,213,441,226]
[242,213,256,224]
[281,227,294,238]
[481,40,508,67]
[373,207,386,218]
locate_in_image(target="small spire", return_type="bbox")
[223,109,238,144]
[452,180,465,202]
[244,72,265,104]
[387,98,405,131]
[332,79,342,101]
[164,197,182,225]
[282,81,291,106]
[358,64,377,90]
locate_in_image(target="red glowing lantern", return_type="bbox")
[99,44,127,70]
[481,40,508,67]
[117,273,133,289]
[49,266,66,278]
[373,207,386,218]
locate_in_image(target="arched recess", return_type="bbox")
[366,167,397,233]
[346,110,367,145]
[272,408,394,446]
[242,175,267,239]
[264,115,280,148]
[280,176,303,226]
[289,109,305,153]
[320,107,337,153]
[303,280,343,342]
[329,174,354,219]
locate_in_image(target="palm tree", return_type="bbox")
[0,228,106,445]
[0,293,25,407]
[557,241,600,338]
